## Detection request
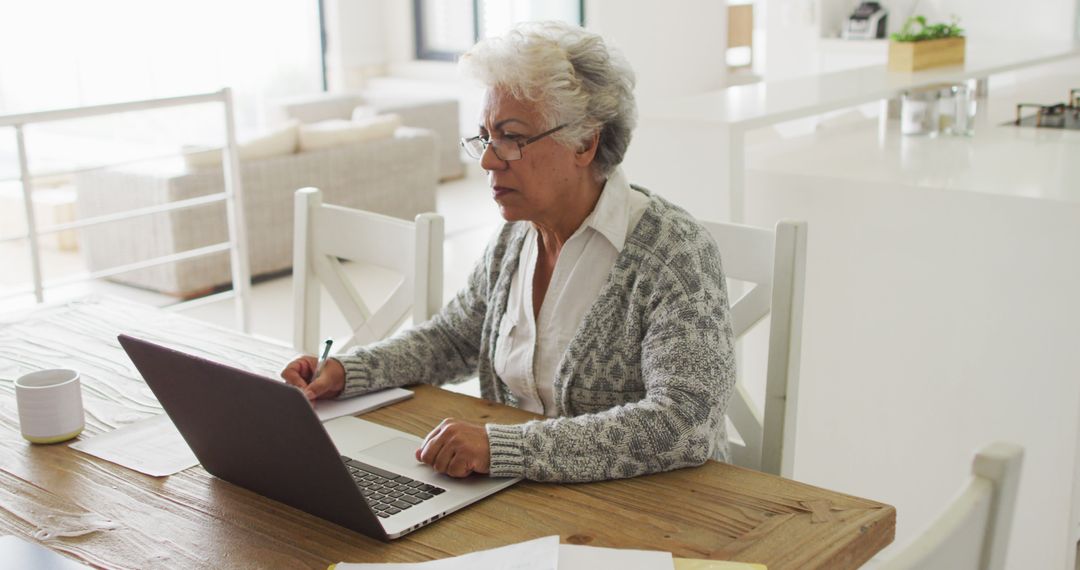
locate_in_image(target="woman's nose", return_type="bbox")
[479,142,506,171]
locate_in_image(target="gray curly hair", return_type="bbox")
[459,21,637,180]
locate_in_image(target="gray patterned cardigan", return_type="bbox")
[334,187,736,483]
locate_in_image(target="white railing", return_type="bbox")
[0,88,252,332]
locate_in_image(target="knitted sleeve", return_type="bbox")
[332,230,501,399]
[486,215,736,482]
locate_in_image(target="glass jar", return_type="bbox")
[939,81,977,136]
[901,86,942,136]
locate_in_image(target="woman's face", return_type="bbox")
[478,88,592,225]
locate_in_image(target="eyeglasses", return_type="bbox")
[460,124,567,162]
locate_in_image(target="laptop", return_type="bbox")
[118,334,521,540]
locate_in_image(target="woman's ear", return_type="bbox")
[574,130,601,167]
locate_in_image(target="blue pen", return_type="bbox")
[312,339,334,383]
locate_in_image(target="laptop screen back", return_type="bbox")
[118,334,385,539]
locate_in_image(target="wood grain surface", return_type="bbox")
[0,297,894,569]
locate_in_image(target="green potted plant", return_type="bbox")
[888,15,966,72]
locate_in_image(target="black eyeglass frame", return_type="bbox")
[460,124,568,161]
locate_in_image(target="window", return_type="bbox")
[415,0,583,61]
[415,0,478,61]
[0,0,323,130]
[0,0,324,185]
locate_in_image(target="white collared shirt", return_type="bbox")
[492,168,650,416]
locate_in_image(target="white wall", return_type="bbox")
[584,1,732,215]
[323,0,388,90]
[761,0,821,79]
[322,0,422,90]
[585,0,728,107]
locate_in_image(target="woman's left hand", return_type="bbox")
[416,418,490,478]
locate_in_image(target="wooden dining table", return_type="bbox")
[0,297,894,569]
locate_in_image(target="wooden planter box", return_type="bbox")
[888,37,966,72]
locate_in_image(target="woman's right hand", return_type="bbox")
[280,356,346,400]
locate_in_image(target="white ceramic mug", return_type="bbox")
[15,368,85,444]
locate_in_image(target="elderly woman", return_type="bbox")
[282,21,735,483]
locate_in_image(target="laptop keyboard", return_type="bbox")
[341,456,446,518]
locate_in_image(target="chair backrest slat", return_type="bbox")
[881,442,1023,570]
[700,218,807,478]
[727,383,765,471]
[707,222,775,284]
[313,204,416,274]
[341,282,414,351]
[293,187,443,355]
[729,283,771,338]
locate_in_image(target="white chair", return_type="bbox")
[699,219,807,478]
[881,442,1024,570]
[292,187,444,355]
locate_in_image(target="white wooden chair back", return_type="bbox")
[881,442,1024,570]
[699,219,807,478]
[292,187,443,354]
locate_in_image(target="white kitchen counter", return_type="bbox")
[738,71,1080,570]
[653,39,1080,128]
[629,40,1080,224]
[747,84,1080,204]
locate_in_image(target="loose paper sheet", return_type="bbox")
[71,388,413,477]
[333,538,685,570]
[336,535,560,570]
[70,414,197,477]
[558,543,674,570]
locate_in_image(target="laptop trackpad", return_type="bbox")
[357,437,424,470]
[354,437,504,490]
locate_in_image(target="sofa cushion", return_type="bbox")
[351,105,377,121]
[298,114,402,152]
[184,120,299,170]
[272,93,367,123]
[273,91,463,180]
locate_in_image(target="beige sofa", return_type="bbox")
[75,127,438,298]
[271,92,465,181]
